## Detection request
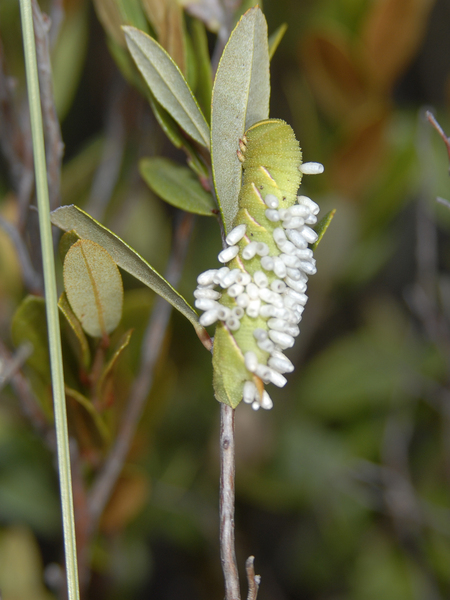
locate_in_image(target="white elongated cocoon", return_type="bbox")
[299,162,324,175]
[218,245,239,263]
[226,224,247,246]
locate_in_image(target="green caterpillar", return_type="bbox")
[194,119,323,409]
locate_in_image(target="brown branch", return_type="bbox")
[85,78,126,222]
[220,403,240,600]
[0,339,49,435]
[426,111,450,171]
[87,212,195,533]
[0,37,34,224]
[245,556,260,600]
[32,0,64,213]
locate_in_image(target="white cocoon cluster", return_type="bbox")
[194,165,323,410]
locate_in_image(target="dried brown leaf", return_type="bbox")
[142,0,186,73]
[301,32,367,120]
[330,105,390,197]
[361,0,434,91]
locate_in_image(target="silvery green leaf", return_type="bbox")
[51,205,212,350]
[123,26,210,148]
[63,239,124,338]
[140,157,216,216]
[211,7,270,233]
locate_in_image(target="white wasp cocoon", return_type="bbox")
[226,224,247,246]
[299,161,324,175]
[218,245,239,263]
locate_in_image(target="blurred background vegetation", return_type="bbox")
[2,0,450,598]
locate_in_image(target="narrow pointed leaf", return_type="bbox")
[123,25,210,148]
[97,329,133,405]
[58,292,91,368]
[65,387,110,442]
[211,7,270,232]
[140,157,216,215]
[63,239,124,338]
[51,205,212,350]
[268,23,287,60]
[312,209,336,250]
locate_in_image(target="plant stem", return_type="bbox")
[19,1,80,599]
[220,403,241,600]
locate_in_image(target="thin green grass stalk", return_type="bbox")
[19,2,80,599]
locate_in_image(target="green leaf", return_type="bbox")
[96,329,133,406]
[63,239,124,338]
[212,322,250,408]
[211,6,270,232]
[139,157,216,216]
[65,387,110,442]
[190,18,212,124]
[11,296,50,381]
[11,296,53,417]
[59,230,80,264]
[312,208,335,250]
[147,90,185,148]
[123,25,210,148]
[50,205,212,350]
[58,292,91,369]
[268,23,287,60]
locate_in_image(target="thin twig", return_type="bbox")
[220,403,240,600]
[426,110,450,170]
[245,556,260,600]
[32,0,64,213]
[0,215,43,292]
[85,78,126,222]
[0,37,34,223]
[0,339,48,433]
[88,213,195,533]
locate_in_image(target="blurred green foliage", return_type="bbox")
[2,0,450,598]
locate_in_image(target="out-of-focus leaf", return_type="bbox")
[63,239,124,338]
[0,527,54,600]
[50,205,212,350]
[361,0,434,91]
[139,157,216,215]
[330,107,389,197]
[298,300,423,420]
[61,137,103,206]
[65,387,110,442]
[350,531,416,599]
[124,26,210,148]
[142,0,186,74]
[92,0,127,46]
[312,209,336,250]
[301,32,366,120]
[96,329,133,408]
[58,292,90,369]
[101,468,149,533]
[52,2,89,120]
[211,7,270,232]
[268,22,287,60]
[190,18,212,123]
[11,296,49,381]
